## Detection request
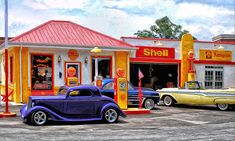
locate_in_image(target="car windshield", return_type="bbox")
[185,81,201,90]
[58,87,68,95]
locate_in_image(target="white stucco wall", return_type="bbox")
[27,47,115,87]
[195,64,235,88]
[123,38,235,61]
[123,38,235,88]
[0,54,2,84]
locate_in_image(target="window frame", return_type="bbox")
[204,66,224,89]
[91,56,112,82]
[9,56,13,83]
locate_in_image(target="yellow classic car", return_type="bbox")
[157,81,235,111]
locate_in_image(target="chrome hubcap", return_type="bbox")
[218,104,228,110]
[34,111,47,125]
[164,96,172,106]
[145,99,154,109]
[105,109,117,123]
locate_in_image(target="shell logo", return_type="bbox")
[67,67,77,77]
[68,49,79,60]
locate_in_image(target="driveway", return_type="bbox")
[0,105,234,141]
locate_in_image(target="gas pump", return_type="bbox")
[114,68,128,110]
[94,76,102,88]
[66,67,78,86]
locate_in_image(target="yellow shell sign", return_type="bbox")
[199,49,232,61]
[68,49,79,60]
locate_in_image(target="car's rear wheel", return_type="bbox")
[163,96,174,106]
[103,108,119,123]
[143,98,155,110]
[31,110,48,126]
[217,104,229,111]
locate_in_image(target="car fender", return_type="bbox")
[100,103,126,118]
[214,98,235,105]
[160,93,177,102]
[25,106,63,120]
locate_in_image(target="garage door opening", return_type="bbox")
[130,63,178,90]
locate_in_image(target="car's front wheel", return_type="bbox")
[143,98,155,110]
[163,96,174,106]
[103,108,119,123]
[217,104,229,111]
[31,110,48,126]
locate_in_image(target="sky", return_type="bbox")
[0,0,234,41]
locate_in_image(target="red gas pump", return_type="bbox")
[66,67,78,86]
[94,76,102,88]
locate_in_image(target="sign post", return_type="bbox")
[0,0,16,118]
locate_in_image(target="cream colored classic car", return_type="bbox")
[157,81,235,111]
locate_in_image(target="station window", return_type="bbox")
[31,54,53,90]
[204,66,223,89]
[92,57,112,81]
[10,56,13,83]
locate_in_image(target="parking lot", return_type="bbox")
[0,104,234,141]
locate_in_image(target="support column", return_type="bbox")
[13,47,20,103]
[21,47,29,103]
[180,34,194,88]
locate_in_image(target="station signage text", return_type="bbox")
[136,46,175,59]
[199,49,232,61]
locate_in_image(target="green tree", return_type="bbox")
[135,16,197,40]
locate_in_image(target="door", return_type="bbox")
[177,90,202,104]
[31,54,54,95]
[65,62,81,85]
[64,89,97,116]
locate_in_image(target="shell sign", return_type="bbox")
[68,49,79,60]
[136,46,175,59]
[199,49,232,61]
[67,67,77,77]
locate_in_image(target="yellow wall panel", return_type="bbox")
[22,47,29,103]
[115,52,129,78]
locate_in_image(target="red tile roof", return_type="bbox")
[10,20,134,48]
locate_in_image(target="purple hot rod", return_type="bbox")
[21,85,126,126]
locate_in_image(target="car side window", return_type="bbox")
[103,82,114,90]
[58,87,68,95]
[69,90,79,96]
[69,89,93,97]
[79,90,93,96]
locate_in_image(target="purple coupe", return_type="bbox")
[21,85,126,126]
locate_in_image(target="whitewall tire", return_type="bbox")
[163,96,174,106]
[217,104,229,111]
[144,98,155,110]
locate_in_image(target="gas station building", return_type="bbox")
[122,36,235,90]
[0,20,235,104]
[0,20,136,103]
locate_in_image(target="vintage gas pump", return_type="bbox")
[95,76,102,88]
[66,66,78,86]
[187,51,195,81]
[114,68,128,110]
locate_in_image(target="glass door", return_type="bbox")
[31,54,53,95]
[65,62,81,85]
